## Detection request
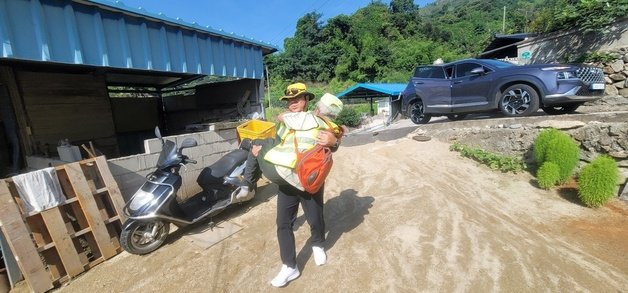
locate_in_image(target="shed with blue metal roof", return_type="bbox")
[336,82,407,118]
[0,0,278,173]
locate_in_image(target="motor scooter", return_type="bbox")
[120,127,254,255]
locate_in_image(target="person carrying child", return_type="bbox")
[236,82,343,287]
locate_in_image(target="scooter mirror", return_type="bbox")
[154,126,162,139]
[154,126,165,145]
[180,138,198,149]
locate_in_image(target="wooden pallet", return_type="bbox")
[0,156,126,293]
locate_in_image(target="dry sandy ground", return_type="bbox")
[33,133,628,292]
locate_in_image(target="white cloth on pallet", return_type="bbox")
[11,167,66,213]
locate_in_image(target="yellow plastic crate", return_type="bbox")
[236,119,276,142]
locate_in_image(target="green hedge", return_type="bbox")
[578,155,619,208]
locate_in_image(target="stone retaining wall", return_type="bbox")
[586,47,628,98]
[418,111,628,197]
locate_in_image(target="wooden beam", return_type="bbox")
[64,162,118,259]
[94,156,127,223]
[40,208,83,278]
[0,66,33,155]
[0,180,53,293]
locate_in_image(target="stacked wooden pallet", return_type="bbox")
[0,156,126,293]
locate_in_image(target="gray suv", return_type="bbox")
[401,59,605,124]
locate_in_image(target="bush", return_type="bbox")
[533,128,561,163]
[537,162,560,189]
[533,128,580,183]
[577,156,619,208]
[336,106,361,127]
[544,134,580,183]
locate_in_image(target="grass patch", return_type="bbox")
[450,143,526,173]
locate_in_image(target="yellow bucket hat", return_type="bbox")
[280,82,315,101]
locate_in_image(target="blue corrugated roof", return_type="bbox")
[336,83,407,98]
[0,0,279,80]
[89,0,279,50]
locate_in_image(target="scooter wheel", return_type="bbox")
[120,219,170,255]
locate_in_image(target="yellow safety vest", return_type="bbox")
[264,116,339,168]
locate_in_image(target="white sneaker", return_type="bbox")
[235,186,249,199]
[312,246,326,266]
[270,264,300,287]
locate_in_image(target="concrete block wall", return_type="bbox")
[107,125,239,202]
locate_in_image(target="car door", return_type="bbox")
[412,66,451,111]
[451,62,494,110]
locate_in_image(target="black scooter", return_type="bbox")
[120,127,254,255]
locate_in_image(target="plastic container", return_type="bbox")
[236,120,276,142]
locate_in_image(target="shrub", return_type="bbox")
[544,134,580,183]
[537,162,560,189]
[533,128,580,183]
[577,156,619,208]
[533,128,561,163]
[336,106,361,127]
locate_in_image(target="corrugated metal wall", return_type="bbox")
[0,0,269,79]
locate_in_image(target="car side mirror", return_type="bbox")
[470,67,485,75]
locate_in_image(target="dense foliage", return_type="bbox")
[449,143,526,173]
[533,128,561,163]
[533,128,580,183]
[577,155,619,208]
[335,107,362,127]
[265,0,626,97]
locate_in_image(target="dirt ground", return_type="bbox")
[17,128,628,292]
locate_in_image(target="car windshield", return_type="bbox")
[481,59,517,69]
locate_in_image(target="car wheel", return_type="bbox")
[541,104,581,115]
[498,84,539,117]
[408,99,431,124]
[446,114,468,121]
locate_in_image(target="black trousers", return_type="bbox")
[276,184,325,268]
[243,138,287,187]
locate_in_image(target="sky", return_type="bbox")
[112,0,434,49]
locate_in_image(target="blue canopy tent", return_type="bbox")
[336,83,407,118]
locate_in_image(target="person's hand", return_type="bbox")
[316,130,337,147]
[251,145,262,157]
[277,112,289,122]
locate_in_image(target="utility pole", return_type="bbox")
[265,65,271,109]
[502,6,506,33]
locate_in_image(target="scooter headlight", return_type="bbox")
[129,189,155,210]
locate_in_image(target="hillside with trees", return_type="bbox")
[265,0,625,95]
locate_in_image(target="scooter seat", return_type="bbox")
[197,149,248,187]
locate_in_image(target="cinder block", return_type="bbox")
[202,153,223,167]
[143,153,161,169]
[217,129,238,140]
[212,141,237,153]
[144,138,162,154]
[108,156,143,175]
[201,131,223,143]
